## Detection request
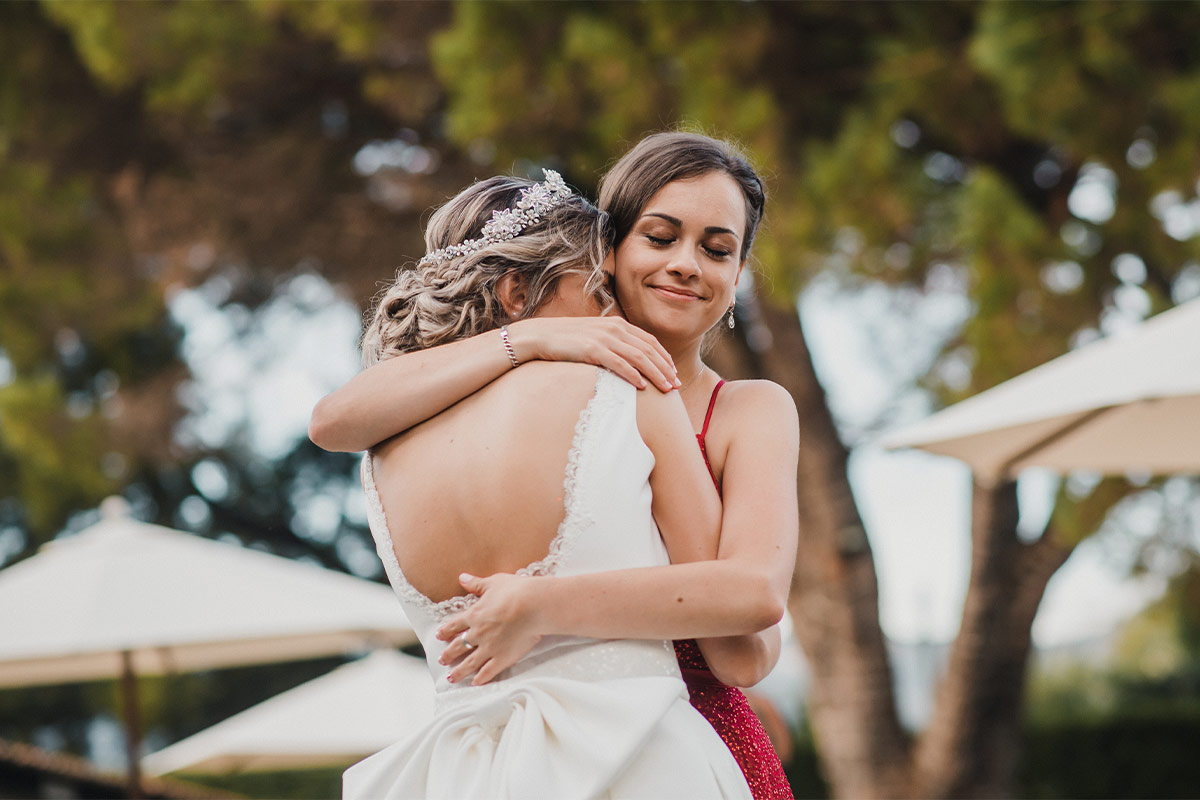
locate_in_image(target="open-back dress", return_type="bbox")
[344,368,752,799]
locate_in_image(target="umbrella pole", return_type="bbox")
[119,650,144,799]
[995,405,1116,477]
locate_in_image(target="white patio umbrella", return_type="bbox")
[142,649,434,776]
[881,297,1200,482]
[0,496,414,794]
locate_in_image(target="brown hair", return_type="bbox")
[361,176,613,366]
[597,132,766,263]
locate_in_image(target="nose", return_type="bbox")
[665,247,701,281]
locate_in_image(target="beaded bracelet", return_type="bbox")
[500,325,520,368]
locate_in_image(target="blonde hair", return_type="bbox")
[362,176,613,366]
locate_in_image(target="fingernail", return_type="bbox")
[673,378,682,387]
[447,674,455,683]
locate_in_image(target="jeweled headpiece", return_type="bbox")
[418,169,573,267]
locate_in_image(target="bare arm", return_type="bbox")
[695,624,783,688]
[694,381,800,686]
[309,317,679,452]
[438,558,783,677]
[638,383,723,564]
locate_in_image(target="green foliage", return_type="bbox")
[1113,561,1200,675]
[40,0,381,117]
[0,375,116,529]
[1019,713,1200,799]
[1027,563,1200,731]
[431,3,780,176]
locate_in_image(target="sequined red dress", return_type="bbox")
[676,380,794,800]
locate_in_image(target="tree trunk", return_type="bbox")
[714,293,1075,799]
[913,480,1072,799]
[717,295,912,799]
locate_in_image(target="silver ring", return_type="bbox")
[459,632,476,650]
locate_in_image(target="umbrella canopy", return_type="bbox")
[141,649,434,775]
[880,297,1200,482]
[0,497,415,687]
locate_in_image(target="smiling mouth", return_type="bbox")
[651,285,705,301]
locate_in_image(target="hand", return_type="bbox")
[507,317,678,392]
[434,572,547,686]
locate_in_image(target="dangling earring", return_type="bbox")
[726,305,736,329]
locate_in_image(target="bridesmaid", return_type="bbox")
[311,132,798,799]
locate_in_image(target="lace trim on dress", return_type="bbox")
[360,368,616,619]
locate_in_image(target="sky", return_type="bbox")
[168,265,1170,651]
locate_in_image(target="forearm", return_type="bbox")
[530,561,783,640]
[697,625,782,688]
[309,327,514,452]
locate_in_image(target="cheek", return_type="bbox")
[611,247,647,299]
[710,266,740,300]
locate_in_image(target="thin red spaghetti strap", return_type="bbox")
[696,380,726,492]
[699,380,726,440]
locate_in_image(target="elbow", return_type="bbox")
[707,640,775,688]
[710,662,766,689]
[307,400,334,451]
[308,395,354,452]
[745,574,785,633]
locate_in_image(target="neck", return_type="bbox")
[661,335,707,388]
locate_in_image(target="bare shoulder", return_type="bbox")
[721,379,798,428]
[634,377,686,431]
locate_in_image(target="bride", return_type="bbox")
[340,170,771,798]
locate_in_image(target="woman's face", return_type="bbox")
[612,172,746,345]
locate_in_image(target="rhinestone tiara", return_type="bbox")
[417,169,573,268]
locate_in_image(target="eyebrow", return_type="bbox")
[641,212,740,240]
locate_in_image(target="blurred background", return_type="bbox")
[2,1,1200,798]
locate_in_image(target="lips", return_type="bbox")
[650,285,705,301]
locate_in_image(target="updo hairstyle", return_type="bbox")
[362,175,613,366]
[598,132,766,263]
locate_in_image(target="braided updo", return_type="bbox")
[362,175,614,366]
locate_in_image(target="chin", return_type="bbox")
[639,310,708,341]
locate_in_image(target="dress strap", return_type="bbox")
[695,380,726,492]
[700,380,726,440]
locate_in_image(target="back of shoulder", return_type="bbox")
[492,360,599,395]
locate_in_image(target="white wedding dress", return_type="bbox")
[345,368,752,799]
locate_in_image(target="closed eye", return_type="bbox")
[703,245,733,259]
[644,234,673,246]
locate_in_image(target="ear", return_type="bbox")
[496,271,529,319]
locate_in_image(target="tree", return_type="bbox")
[428,2,1200,796]
[4,2,1200,796]
[0,0,467,759]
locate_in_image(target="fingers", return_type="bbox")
[446,647,490,685]
[598,348,649,390]
[531,317,678,390]
[596,330,676,391]
[613,322,677,390]
[435,615,469,643]
[612,341,677,392]
[471,658,503,686]
[626,323,677,375]
[437,631,475,667]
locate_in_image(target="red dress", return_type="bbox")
[676,380,794,800]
